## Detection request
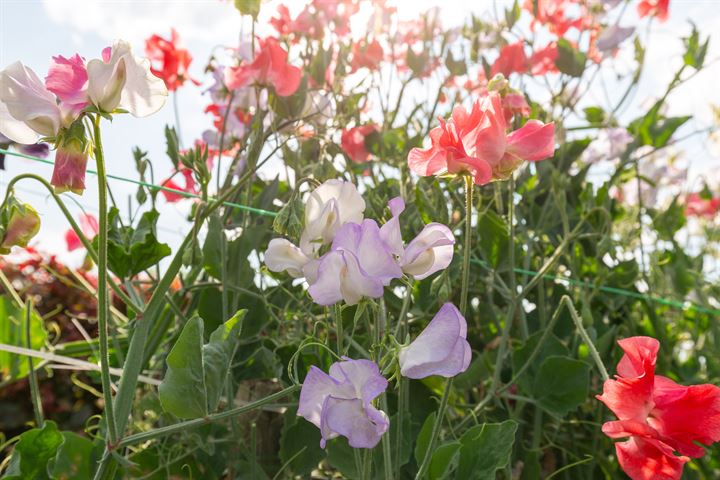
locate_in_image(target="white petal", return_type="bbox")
[0,100,40,144]
[264,238,310,278]
[0,61,61,139]
[119,52,168,117]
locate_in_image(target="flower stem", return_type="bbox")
[93,114,118,444]
[25,298,44,428]
[561,296,610,382]
[414,377,453,480]
[335,304,344,355]
[460,175,474,316]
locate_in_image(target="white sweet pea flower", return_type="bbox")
[0,62,63,143]
[264,238,312,278]
[87,40,167,117]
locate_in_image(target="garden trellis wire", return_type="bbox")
[2,147,718,317]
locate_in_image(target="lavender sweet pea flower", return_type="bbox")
[298,358,389,449]
[308,220,402,305]
[596,25,635,53]
[379,197,455,280]
[399,303,472,379]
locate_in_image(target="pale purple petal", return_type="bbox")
[401,223,455,280]
[339,250,384,304]
[379,196,406,256]
[399,303,472,379]
[320,397,389,449]
[308,250,383,305]
[308,250,346,305]
[329,358,388,404]
[298,366,343,428]
[333,220,402,285]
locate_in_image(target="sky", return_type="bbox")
[1,0,719,265]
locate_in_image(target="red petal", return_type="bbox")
[615,437,687,480]
[505,120,555,162]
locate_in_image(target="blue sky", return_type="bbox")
[1,0,719,263]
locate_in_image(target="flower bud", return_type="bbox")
[0,196,41,254]
[52,120,89,194]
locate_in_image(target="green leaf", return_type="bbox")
[97,208,171,278]
[428,442,462,480]
[512,331,568,395]
[164,125,180,169]
[533,356,590,417]
[456,420,518,480]
[2,421,64,479]
[279,409,325,476]
[583,106,606,125]
[326,437,358,479]
[414,412,436,467]
[683,23,709,69]
[652,197,686,241]
[504,0,521,29]
[159,311,246,418]
[49,432,99,479]
[0,296,47,381]
[476,210,509,269]
[555,39,586,77]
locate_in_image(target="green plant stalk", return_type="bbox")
[93,114,118,444]
[335,304,344,355]
[415,174,474,480]
[0,174,141,312]
[562,296,610,382]
[116,385,299,448]
[25,298,44,427]
[380,394,394,480]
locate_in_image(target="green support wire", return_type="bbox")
[2,147,719,317]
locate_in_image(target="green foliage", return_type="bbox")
[534,356,591,417]
[159,311,246,418]
[2,421,63,480]
[0,296,47,381]
[555,39,586,77]
[456,420,518,479]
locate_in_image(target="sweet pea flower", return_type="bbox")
[350,39,384,72]
[87,39,168,116]
[596,25,635,54]
[160,169,198,202]
[145,29,199,92]
[308,219,402,305]
[685,193,719,219]
[0,133,49,171]
[408,92,555,185]
[529,42,559,75]
[298,358,389,449]
[399,303,471,379]
[64,213,99,251]
[597,336,720,480]
[340,124,378,164]
[491,42,528,77]
[0,197,41,254]
[637,0,669,22]
[224,38,302,97]
[45,54,89,114]
[581,128,633,164]
[379,197,455,280]
[264,238,313,278]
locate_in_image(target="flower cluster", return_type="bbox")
[597,337,720,480]
[265,179,454,305]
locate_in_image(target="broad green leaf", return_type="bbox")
[97,208,171,278]
[512,331,568,394]
[533,356,590,417]
[652,197,686,241]
[428,442,462,480]
[279,409,325,476]
[2,421,64,480]
[49,432,99,479]
[326,437,359,479]
[159,311,246,418]
[0,296,47,381]
[683,23,709,69]
[555,39,586,77]
[476,210,509,269]
[456,420,518,480]
[414,412,437,467]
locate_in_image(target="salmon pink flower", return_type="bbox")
[597,336,720,480]
[350,39,384,72]
[340,124,378,164]
[399,303,471,379]
[224,38,302,97]
[491,42,527,77]
[637,0,669,21]
[407,92,555,185]
[145,29,199,92]
[529,43,559,75]
[64,213,99,252]
[87,39,168,116]
[298,358,389,449]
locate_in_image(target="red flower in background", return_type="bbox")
[529,42,559,75]
[145,29,199,91]
[64,213,99,252]
[523,0,583,37]
[224,38,302,97]
[161,168,198,203]
[341,124,378,163]
[351,39,384,72]
[597,337,720,480]
[685,193,720,219]
[408,92,554,185]
[637,0,670,22]
[491,42,528,77]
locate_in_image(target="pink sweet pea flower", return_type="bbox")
[399,303,471,379]
[529,42,559,75]
[350,39,384,72]
[597,336,720,480]
[491,42,528,77]
[64,213,99,252]
[45,54,89,114]
[298,358,389,449]
[160,169,198,202]
[224,38,302,97]
[52,143,89,194]
[685,193,719,219]
[407,92,555,185]
[340,124,378,163]
[637,0,669,22]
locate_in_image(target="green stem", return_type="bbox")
[93,114,118,444]
[25,298,44,427]
[380,394,394,480]
[561,296,610,382]
[460,175,474,316]
[415,377,453,480]
[116,385,299,448]
[335,304,344,355]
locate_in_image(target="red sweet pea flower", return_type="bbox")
[523,0,582,37]
[351,39,384,72]
[407,92,554,185]
[341,124,378,163]
[491,42,528,77]
[597,336,720,480]
[224,38,302,97]
[685,193,720,219]
[529,42,559,75]
[161,169,198,203]
[145,29,199,92]
[637,0,670,22]
[65,213,99,252]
